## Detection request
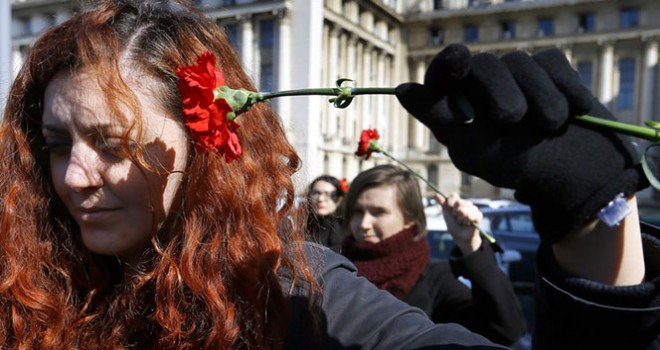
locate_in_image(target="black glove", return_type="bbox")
[396,44,648,244]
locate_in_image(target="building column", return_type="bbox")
[354,40,365,137]
[345,154,360,182]
[239,14,254,78]
[345,36,358,141]
[0,0,11,112]
[641,37,659,122]
[376,50,387,132]
[598,41,614,106]
[327,152,344,178]
[290,0,324,189]
[411,59,427,150]
[326,26,340,138]
[337,31,348,141]
[361,44,373,130]
[11,47,24,77]
[275,9,292,129]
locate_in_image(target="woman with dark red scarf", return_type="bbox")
[341,164,527,346]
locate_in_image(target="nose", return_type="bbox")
[64,143,103,191]
[359,212,374,232]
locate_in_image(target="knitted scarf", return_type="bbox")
[341,225,430,299]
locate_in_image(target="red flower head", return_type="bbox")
[176,51,242,163]
[339,178,349,193]
[355,129,382,160]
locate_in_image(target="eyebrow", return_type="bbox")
[42,123,124,135]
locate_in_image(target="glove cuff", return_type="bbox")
[522,165,648,244]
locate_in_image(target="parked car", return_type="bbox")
[425,205,532,349]
[480,205,539,287]
[479,204,539,338]
[639,204,660,227]
[425,207,524,276]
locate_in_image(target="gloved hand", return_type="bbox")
[395,44,648,244]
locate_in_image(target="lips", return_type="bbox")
[362,236,378,243]
[358,233,379,243]
[75,206,119,223]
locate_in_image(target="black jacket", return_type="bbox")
[281,223,660,349]
[306,214,343,253]
[533,223,660,350]
[405,242,527,345]
[282,243,507,349]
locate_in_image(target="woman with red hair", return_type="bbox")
[0,0,505,348]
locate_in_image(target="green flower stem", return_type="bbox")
[260,89,660,144]
[574,115,660,143]
[381,150,446,198]
[382,151,498,246]
[258,87,396,100]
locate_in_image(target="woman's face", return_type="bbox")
[42,69,189,264]
[310,180,339,216]
[349,185,414,244]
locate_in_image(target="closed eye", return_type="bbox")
[42,138,72,155]
[95,137,136,161]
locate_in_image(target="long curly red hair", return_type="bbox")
[0,0,318,348]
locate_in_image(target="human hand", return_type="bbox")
[396,44,647,244]
[437,193,482,254]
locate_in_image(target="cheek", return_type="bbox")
[349,215,361,236]
[49,156,69,201]
[326,201,337,211]
[141,137,188,220]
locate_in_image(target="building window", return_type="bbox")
[260,66,274,94]
[464,25,479,42]
[620,8,639,29]
[537,17,554,36]
[577,62,593,92]
[578,13,595,32]
[500,21,516,39]
[225,22,241,52]
[259,19,275,91]
[259,19,275,49]
[429,27,443,45]
[617,58,636,110]
[433,0,443,9]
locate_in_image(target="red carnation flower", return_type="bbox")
[339,178,349,193]
[176,51,242,162]
[355,129,381,160]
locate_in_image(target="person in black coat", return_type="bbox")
[395,43,660,349]
[340,164,527,346]
[305,175,346,252]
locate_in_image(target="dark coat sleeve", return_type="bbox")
[421,242,528,345]
[306,216,343,253]
[284,243,509,349]
[533,224,660,350]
